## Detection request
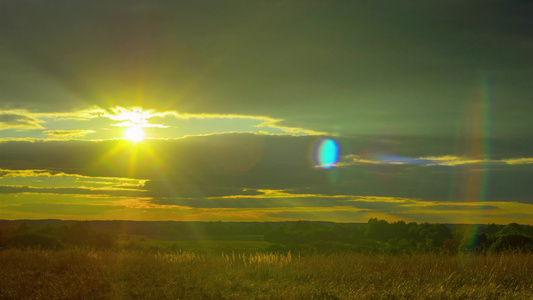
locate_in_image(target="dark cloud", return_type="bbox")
[0,1,531,139]
[143,181,263,199]
[1,1,531,222]
[0,113,42,129]
[484,166,533,202]
[0,133,531,204]
[490,213,533,220]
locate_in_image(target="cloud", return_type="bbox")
[1,203,121,216]
[152,193,356,209]
[340,154,412,166]
[265,210,369,222]
[0,107,324,142]
[341,154,533,167]
[0,185,146,197]
[104,107,324,135]
[255,119,327,136]
[0,1,531,141]
[1,0,531,224]
[503,158,533,165]
[0,160,530,223]
[0,168,145,187]
[0,113,43,130]
[32,108,105,121]
[43,130,95,138]
[418,156,484,166]
[346,200,413,212]
[0,169,60,178]
[0,134,531,205]
[422,204,499,211]
[340,154,486,167]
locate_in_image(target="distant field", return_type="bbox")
[1,248,532,299]
[120,237,272,254]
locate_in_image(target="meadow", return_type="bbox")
[1,247,532,299]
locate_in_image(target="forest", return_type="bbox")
[1,219,532,254]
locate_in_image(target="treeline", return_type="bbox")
[454,222,533,253]
[1,219,532,254]
[0,220,276,250]
[264,219,452,253]
[263,219,533,254]
[0,220,274,240]
[0,221,116,250]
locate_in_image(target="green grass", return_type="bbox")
[1,248,532,299]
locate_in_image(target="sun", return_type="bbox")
[124,126,145,142]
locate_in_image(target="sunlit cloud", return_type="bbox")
[0,169,148,198]
[0,203,115,216]
[0,185,146,197]
[503,158,533,165]
[43,130,96,138]
[0,169,146,189]
[0,108,105,123]
[0,1,531,225]
[265,210,370,222]
[112,198,182,210]
[255,119,327,136]
[0,182,531,223]
[34,107,106,121]
[340,154,533,167]
[215,189,353,200]
[0,169,58,178]
[349,196,420,203]
[339,154,409,166]
[112,122,168,128]
[0,106,326,142]
[418,156,484,166]
[106,107,327,135]
[0,112,44,130]
[420,156,533,166]
[0,137,41,142]
[156,110,327,136]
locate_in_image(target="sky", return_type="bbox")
[0,0,532,224]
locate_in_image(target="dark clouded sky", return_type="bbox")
[0,0,532,223]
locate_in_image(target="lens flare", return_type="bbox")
[447,75,492,249]
[314,138,340,169]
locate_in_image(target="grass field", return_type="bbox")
[120,237,271,254]
[1,248,532,299]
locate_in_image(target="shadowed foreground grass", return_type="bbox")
[1,248,532,299]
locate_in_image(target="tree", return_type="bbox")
[6,232,63,249]
[499,223,523,235]
[264,226,290,244]
[365,218,391,241]
[490,234,533,252]
[62,222,94,245]
[0,226,6,248]
[441,239,460,255]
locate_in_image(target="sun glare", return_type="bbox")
[124,126,145,142]
[118,111,143,123]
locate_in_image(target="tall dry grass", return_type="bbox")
[1,248,532,299]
